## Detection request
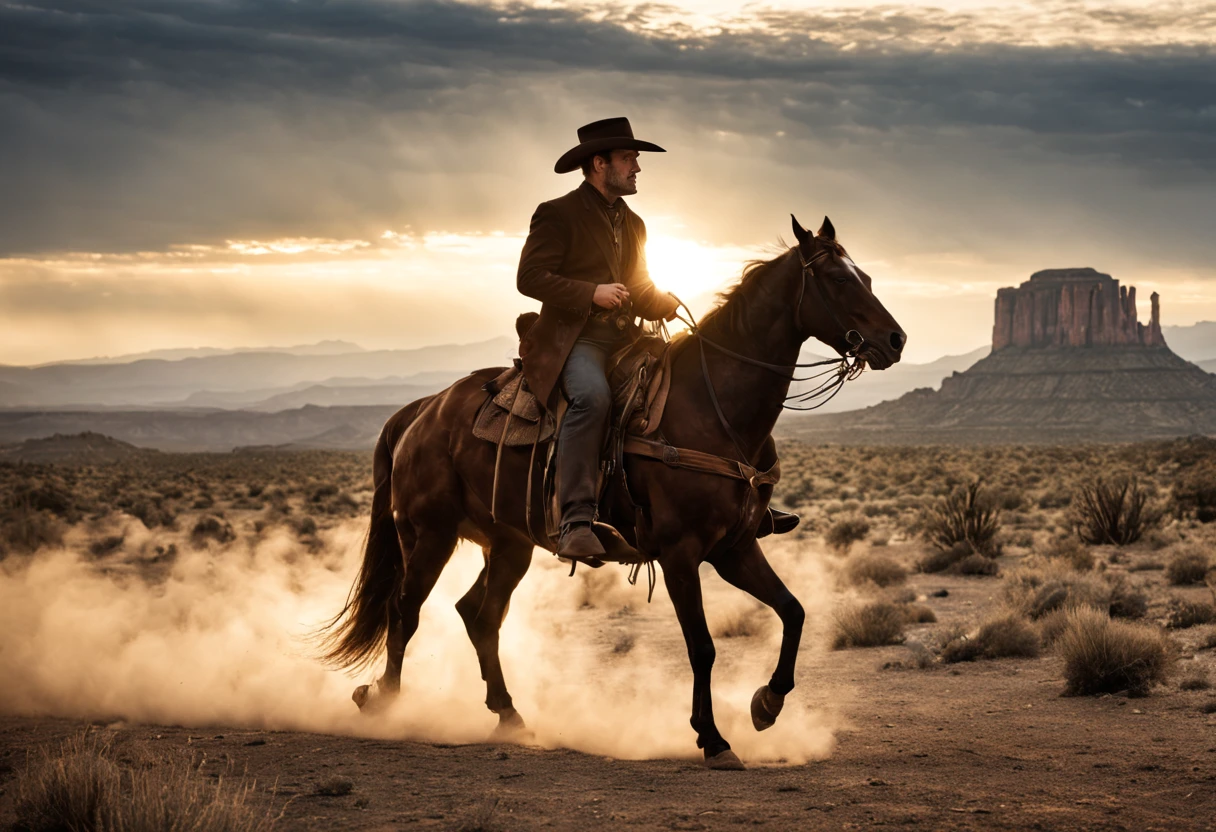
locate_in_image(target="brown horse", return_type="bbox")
[319,215,905,769]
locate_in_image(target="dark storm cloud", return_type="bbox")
[1,0,1215,253]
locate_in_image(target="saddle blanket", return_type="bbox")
[472,335,677,447]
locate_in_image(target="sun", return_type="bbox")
[643,234,748,307]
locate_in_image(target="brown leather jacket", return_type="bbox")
[517,182,678,408]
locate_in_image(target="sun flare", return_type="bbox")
[643,233,759,310]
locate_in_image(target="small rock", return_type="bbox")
[931,589,949,598]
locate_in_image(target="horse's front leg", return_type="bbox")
[662,546,745,770]
[709,538,805,731]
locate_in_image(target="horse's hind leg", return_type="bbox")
[455,536,533,741]
[354,521,458,712]
[709,539,804,731]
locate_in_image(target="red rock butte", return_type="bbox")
[992,268,1165,351]
[781,268,1216,443]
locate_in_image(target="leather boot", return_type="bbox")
[557,522,606,558]
[771,508,800,535]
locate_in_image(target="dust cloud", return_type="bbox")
[0,515,839,764]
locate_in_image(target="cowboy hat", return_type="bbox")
[554,117,665,174]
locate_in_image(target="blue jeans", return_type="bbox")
[556,340,613,527]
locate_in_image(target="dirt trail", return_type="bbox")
[3,568,1214,831]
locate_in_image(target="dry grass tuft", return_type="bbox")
[1106,577,1149,620]
[1003,567,1110,620]
[1166,600,1216,630]
[919,542,972,574]
[941,613,1040,663]
[901,604,938,624]
[1165,546,1212,585]
[456,797,503,832]
[1044,536,1095,571]
[1178,670,1211,691]
[312,776,353,797]
[711,606,771,640]
[956,553,1000,576]
[825,515,871,554]
[842,552,907,588]
[832,601,906,649]
[1057,608,1173,696]
[14,731,276,832]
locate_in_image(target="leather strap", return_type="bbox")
[623,436,780,489]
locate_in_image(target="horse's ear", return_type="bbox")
[817,216,836,241]
[791,215,813,248]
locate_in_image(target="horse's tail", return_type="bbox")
[316,413,407,673]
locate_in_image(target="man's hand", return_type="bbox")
[593,283,630,310]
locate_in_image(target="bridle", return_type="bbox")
[669,244,867,464]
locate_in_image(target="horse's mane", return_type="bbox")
[698,238,847,337]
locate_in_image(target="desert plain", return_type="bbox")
[1,438,1214,831]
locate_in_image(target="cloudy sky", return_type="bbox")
[2,0,1214,365]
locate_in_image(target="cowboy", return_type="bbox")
[516,117,680,559]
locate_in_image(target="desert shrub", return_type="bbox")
[941,613,1040,663]
[711,606,770,639]
[1003,568,1110,620]
[313,775,354,796]
[842,552,906,587]
[1171,460,1216,523]
[295,516,319,537]
[1203,633,1216,651]
[956,553,1000,576]
[1072,476,1161,546]
[1106,577,1149,620]
[1178,671,1211,691]
[0,505,64,555]
[1058,608,1172,696]
[825,515,870,554]
[902,604,937,624]
[1167,601,1216,629]
[14,732,276,832]
[1044,536,1095,571]
[919,541,972,574]
[1037,608,1072,645]
[1165,546,1212,585]
[921,480,1001,558]
[190,515,235,546]
[88,535,125,557]
[832,601,905,649]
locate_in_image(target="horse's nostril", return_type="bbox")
[890,331,906,352]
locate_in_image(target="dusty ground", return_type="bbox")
[3,566,1214,832]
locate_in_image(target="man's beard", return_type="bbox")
[604,167,637,196]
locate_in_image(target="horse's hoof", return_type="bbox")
[353,681,397,714]
[705,749,746,771]
[750,685,785,732]
[489,708,532,743]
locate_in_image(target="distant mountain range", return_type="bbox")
[1,319,1212,452]
[1163,322,1216,364]
[34,339,368,367]
[0,339,515,409]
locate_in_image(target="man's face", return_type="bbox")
[601,150,641,196]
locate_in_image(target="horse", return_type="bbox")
[318,215,906,769]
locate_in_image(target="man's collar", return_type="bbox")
[579,179,625,210]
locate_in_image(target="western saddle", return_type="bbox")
[472,313,790,574]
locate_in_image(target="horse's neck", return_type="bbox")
[699,256,804,460]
